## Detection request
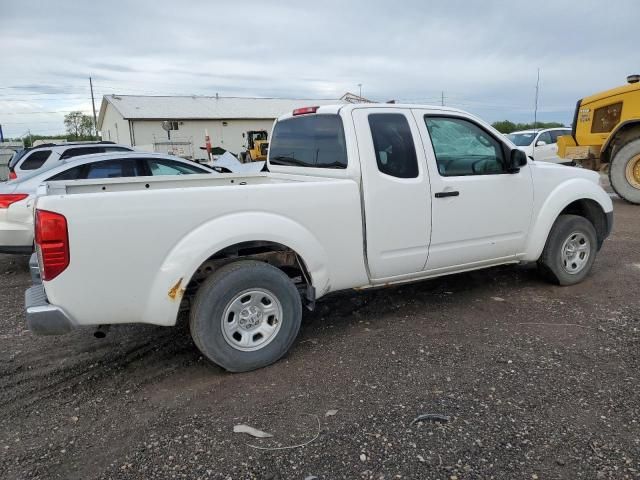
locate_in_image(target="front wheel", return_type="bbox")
[190,260,302,372]
[537,214,598,286]
[609,138,640,204]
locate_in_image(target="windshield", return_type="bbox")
[507,132,537,146]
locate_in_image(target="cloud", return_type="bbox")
[0,0,638,137]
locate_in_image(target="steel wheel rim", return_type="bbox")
[221,288,283,351]
[624,154,640,189]
[560,231,591,275]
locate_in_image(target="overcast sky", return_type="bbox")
[0,0,637,138]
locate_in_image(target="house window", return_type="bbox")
[169,121,179,130]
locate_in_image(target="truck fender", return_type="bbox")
[601,119,640,157]
[522,179,613,262]
[141,212,329,326]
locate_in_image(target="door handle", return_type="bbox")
[434,191,459,198]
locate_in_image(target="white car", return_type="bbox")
[8,141,134,180]
[507,128,572,164]
[26,104,612,373]
[0,152,214,254]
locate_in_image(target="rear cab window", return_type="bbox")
[269,114,348,169]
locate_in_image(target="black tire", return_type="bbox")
[189,260,302,372]
[609,138,640,204]
[537,214,598,286]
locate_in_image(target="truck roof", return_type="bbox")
[275,103,469,122]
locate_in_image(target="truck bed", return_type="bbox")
[34,170,370,328]
[43,172,322,195]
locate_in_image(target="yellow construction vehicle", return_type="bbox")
[240,130,269,163]
[558,74,640,203]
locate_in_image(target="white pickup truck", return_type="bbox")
[26,104,613,372]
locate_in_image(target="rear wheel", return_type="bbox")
[537,214,597,285]
[609,138,640,204]
[189,260,302,372]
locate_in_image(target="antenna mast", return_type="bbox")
[533,68,540,131]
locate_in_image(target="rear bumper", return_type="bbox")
[25,284,75,335]
[0,220,33,253]
[0,245,33,254]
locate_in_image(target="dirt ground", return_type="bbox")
[0,197,638,480]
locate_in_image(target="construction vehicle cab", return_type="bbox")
[558,74,640,203]
[240,130,269,163]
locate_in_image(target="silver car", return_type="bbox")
[0,152,215,254]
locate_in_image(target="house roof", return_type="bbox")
[97,94,342,128]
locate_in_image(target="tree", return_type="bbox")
[64,111,95,139]
[80,114,94,137]
[492,120,517,134]
[492,120,565,134]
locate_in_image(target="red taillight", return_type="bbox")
[0,194,28,208]
[8,171,17,180]
[35,210,69,281]
[292,106,319,116]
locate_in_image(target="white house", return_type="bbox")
[97,95,342,160]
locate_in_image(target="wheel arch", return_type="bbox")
[601,120,640,164]
[184,239,316,307]
[140,212,329,327]
[557,199,609,249]
[523,179,613,261]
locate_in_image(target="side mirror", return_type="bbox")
[509,149,527,172]
[536,140,547,146]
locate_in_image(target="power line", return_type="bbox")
[0,110,91,115]
[0,120,67,125]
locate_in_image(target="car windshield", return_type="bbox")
[507,132,537,146]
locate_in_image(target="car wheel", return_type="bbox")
[189,260,302,372]
[537,214,597,286]
[609,138,640,204]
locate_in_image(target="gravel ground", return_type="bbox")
[0,196,638,480]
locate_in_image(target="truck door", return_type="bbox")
[414,111,534,272]
[352,108,431,280]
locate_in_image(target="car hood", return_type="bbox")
[516,145,533,153]
[529,161,600,185]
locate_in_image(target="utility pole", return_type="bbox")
[441,91,445,106]
[89,77,98,139]
[533,68,540,131]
